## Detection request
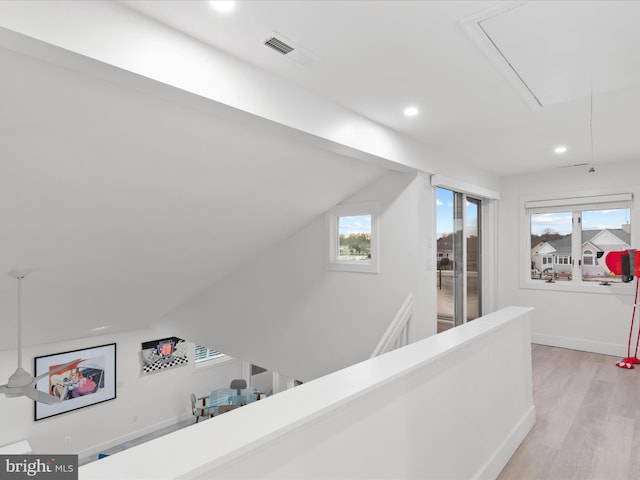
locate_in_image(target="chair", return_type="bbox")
[230,378,248,405]
[218,404,240,415]
[190,393,214,423]
[230,379,247,396]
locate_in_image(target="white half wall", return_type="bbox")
[499,159,640,356]
[79,306,534,480]
[157,171,436,381]
[0,330,242,458]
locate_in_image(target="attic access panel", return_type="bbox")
[461,1,640,108]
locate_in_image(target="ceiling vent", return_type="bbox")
[262,31,321,67]
[264,36,294,55]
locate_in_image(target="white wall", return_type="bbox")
[0,329,242,458]
[499,159,640,355]
[158,171,435,382]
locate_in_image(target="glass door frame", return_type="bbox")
[437,187,483,329]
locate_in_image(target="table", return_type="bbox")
[208,388,260,415]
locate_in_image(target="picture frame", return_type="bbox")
[140,337,188,374]
[34,343,116,421]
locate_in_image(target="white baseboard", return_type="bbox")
[475,405,536,480]
[532,333,626,358]
[76,413,192,459]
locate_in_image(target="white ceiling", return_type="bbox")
[122,0,640,175]
[477,1,640,107]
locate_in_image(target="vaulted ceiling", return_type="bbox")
[0,30,387,350]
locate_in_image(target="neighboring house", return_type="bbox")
[531,227,631,278]
[437,234,454,267]
[532,236,571,276]
[436,234,479,270]
[582,228,631,277]
[530,241,548,270]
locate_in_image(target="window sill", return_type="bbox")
[520,279,635,295]
[325,261,379,274]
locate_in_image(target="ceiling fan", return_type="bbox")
[0,271,80,405]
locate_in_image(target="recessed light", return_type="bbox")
[91,325,109,332]
[209,1,236,13]
[554,146,567,154]
[403,106,419,117]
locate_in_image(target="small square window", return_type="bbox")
[326,202,378,273]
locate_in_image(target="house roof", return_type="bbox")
[543,229,630,255]
[437,234,454,252]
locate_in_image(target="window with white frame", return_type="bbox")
[326,202,378,273]
[583,249,594,266]
[525,192,632,286]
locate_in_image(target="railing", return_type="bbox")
[79,306,535,480]
[370,293,415,358]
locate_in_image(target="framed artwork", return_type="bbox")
[140,337,188,374]
[34,343,116,421]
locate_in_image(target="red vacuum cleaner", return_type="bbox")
[605,249,640,369]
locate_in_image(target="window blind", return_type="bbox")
[430,174,500,200]
[194,345,225,363]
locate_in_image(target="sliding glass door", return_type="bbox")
[436,187,482,332]
[465,197,481,322]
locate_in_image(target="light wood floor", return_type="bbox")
[499,344,640,480]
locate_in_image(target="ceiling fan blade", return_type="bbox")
[22,387,62,405]
[33,358,82,382]
[0,383,60,404]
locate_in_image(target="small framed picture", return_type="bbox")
[140,337,188,374]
